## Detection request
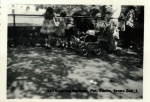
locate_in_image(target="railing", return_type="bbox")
[8,14,103,35]
[8,14,104,47]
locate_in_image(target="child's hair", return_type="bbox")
[44,7,55,20]
[60,10,67,17]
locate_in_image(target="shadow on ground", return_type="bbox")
[7,47,143,99]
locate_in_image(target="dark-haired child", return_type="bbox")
[40,7,56,49]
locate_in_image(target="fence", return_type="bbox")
[8,14,100,29]
[8,14,103,47]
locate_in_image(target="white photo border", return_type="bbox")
[0,0,150,102]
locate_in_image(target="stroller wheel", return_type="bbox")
[94,47,102,55]
[79,43,88,56]
[62,41,66,47]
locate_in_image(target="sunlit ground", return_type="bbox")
[7,46,143,99]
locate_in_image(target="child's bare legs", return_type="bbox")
[47,34,51,48]
[45,38,48,47]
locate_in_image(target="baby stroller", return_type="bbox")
[69,20,110,56]
[69,29,101,56]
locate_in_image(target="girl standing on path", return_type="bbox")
[56,10,67,48]
[40,7,56,49]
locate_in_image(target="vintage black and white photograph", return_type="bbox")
[7,4,144,99]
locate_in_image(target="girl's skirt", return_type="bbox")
[40,19,56,36]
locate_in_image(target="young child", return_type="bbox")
[86,24,96,36]
[56,10,67,48]
[40,7,56,49]
[85,24,97,42]
[65,17,74,48]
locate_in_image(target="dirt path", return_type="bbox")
[7,47,143,99]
